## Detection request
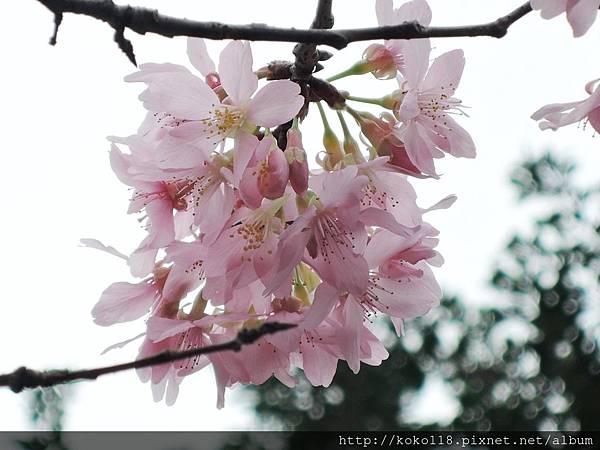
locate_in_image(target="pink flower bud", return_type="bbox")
[259,146,290,200]
[285,128,309,195]
[205,72,221,89]
[363,43,397,79]
[271,296,303,313]
[353,110,425,178]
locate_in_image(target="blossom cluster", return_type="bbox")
[86,0,600,408]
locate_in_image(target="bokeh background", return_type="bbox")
[0,0,599,431]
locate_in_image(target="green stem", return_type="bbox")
[316,102,333,134]
[327,61,370,82]
[336,110,352,141]
[346,95,385,107]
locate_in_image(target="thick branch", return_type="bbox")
[0,321,295,393]
[36,0,533,65]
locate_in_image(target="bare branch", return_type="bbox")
[292,0,335,79]
[0,321,296,393]
[36,0,534,66]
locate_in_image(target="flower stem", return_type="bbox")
[337,110,365,161]
[316,102,344,167]
[345,95,386,107]
[316,101,333,134]
[327,61,370,82]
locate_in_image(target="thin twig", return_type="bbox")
[0,321,296,393]
[36,0,534,66]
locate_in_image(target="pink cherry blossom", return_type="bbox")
[531,0,600,37]
[395,41,476,176]
[351,109,430,178]
[284,126,309,195]
[90,239,205,326]
[531,78,600,133]
[362,0,432,79]
[203,198,286,301]
[357,156,423,228]
[138,312,252,407]
[303,225,441,333]
[266,309,388,386]
[128,41,304,150]
[235,133,290,208]
[90,34,464,407]
[266,166,370,297]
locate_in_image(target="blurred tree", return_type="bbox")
[17,387,70,450]
[250,153,600,431]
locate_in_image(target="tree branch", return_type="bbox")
[36,0,533,66]
[292,0,335,79]
[0,321,296,393]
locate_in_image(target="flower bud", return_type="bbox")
[352,110,426,178]
[205,72,221,89]
[285,127,309,195]
[272,296,304,313]
[259,145,290,200]
[362,43,397,79]
[323,128,344,169]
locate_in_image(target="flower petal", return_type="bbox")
[187,38,216,76]
[218,41,257,105]
[246,80,304,128]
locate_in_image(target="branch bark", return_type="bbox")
[36,0,534,66]
[292,0,335,79]
[0,321,295,393]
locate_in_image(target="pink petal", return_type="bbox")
[260,146,290,200]
[125,63,190,82]
[233,131,259,186]
[373,267,441,318]
[218,41,257,105]
[147,316,195,341]
[302,341,338,387]
[400,39,431,88]
[440,115,476,158]
[531,0,568,18]
[246,80,304,128]
[79,238,128,261]
[395,0,433,25]
[376,0,394,26]
[339,300,364,374]
[399,90,420,121]
[566,0,600,37]
[92,282,156,326]
[138,72,219,120]
[422,49,465,94]
[129,247,159,278]
[302,282,339,329]
[401,122,438,176]
[187,38,216,76]
[588,107,600,132]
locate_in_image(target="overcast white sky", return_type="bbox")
[1,0,599,430]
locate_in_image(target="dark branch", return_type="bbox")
[0,321,296,393]
[36,0,534,66]
[292,0,335,79]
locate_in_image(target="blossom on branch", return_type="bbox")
[88,0,477,407]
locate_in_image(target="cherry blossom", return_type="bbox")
[394,41,476,177]
[531,0,600,37]
[531,78,600,133]
[88,1,486,407]
[128,40,304,151]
